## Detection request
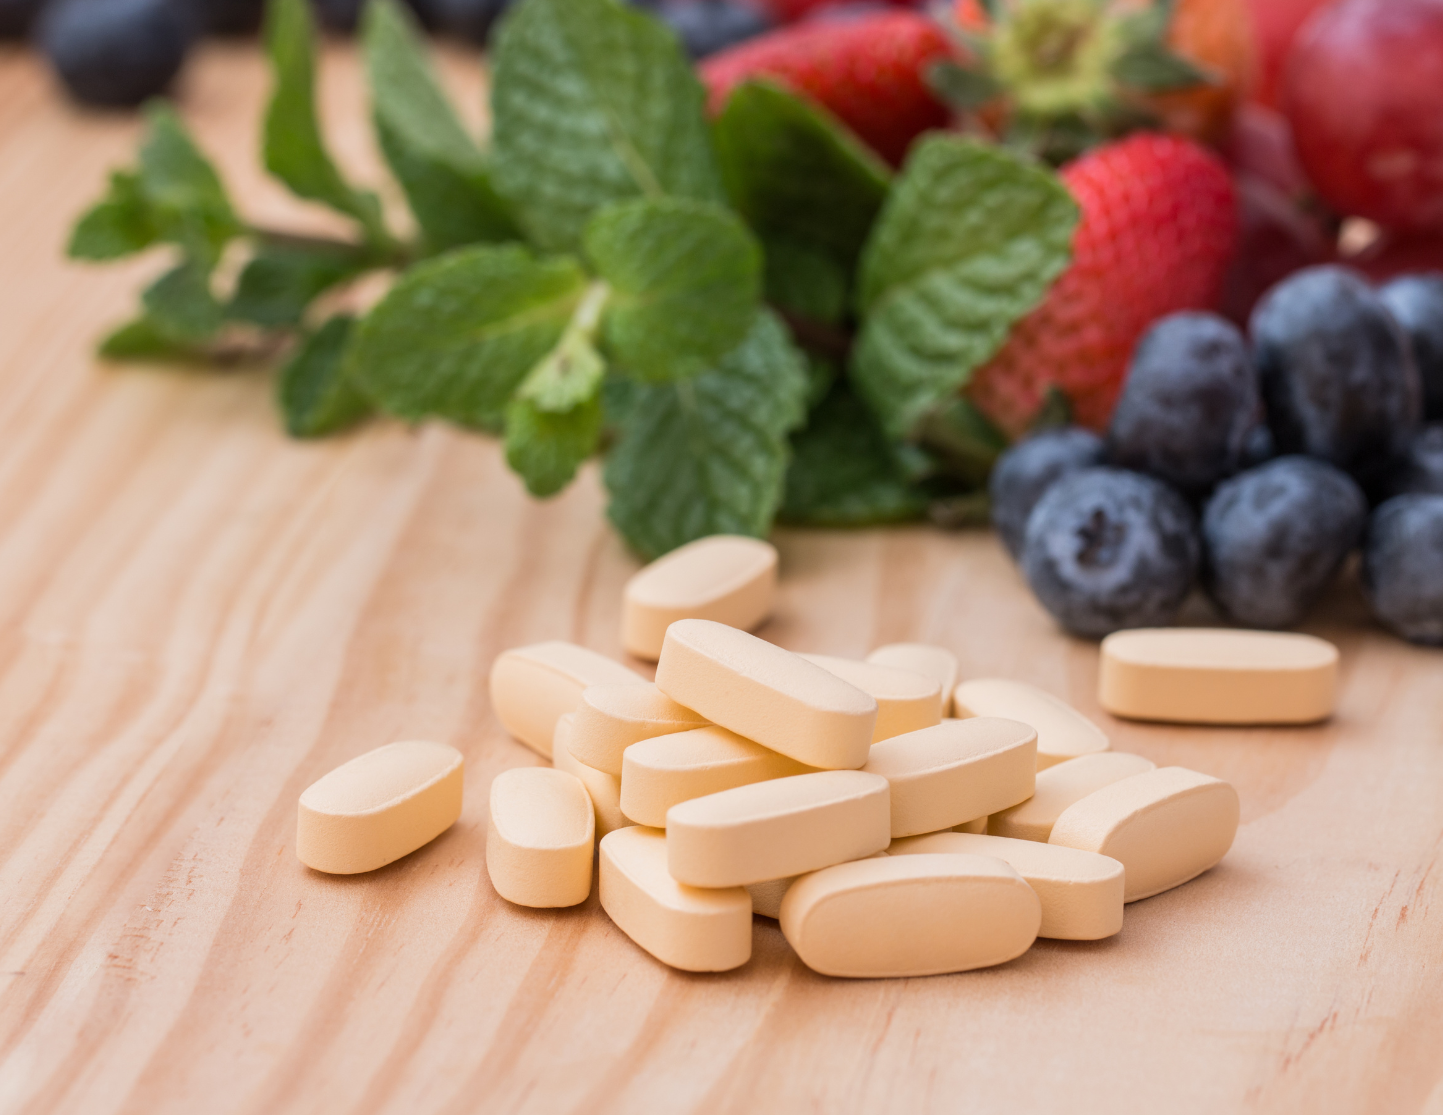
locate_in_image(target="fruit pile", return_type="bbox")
[992,265,1443,646]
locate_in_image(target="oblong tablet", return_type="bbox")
[569,683,710,775]
[599,826,752,972]
[1098,628,1339,725]
[779,854,1040,978]
[799,654,943,741]
[486,767,595,907]
[620,725,813,828]
[861,718,1037,838]
[889,832,1124,940]
[665,770,891,888]
[489,642,645,758]
[1049,766,1240,902]
[954,817,988,834]
[297,741,464,874]
[654,620,877,770]
[622,535,778,662]
[866,644,959,716]
[747,851,888,919]
[989,751,1157,842]
[953,679,1110,770]
[553,714,627,839]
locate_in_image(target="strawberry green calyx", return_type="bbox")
[931,0,1214,164]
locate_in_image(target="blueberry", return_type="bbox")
[38,0,196,107]
[1240,422,1275,469]
[1362,494,1443,645]
[1021,467,1200,639]
[988,427,1107,560]
[1377,423,1443,499]
[1108,312,1260,496]
[196,0,265,34]
[1379,273,1443,422]
[431,0,513,43]
[657,0,772,59]
[1250,266,1421,486]
[1201,456,1367,629]
[0,0,45,38]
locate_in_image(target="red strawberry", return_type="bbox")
[967,134,1240,436]
[699,11,952,165]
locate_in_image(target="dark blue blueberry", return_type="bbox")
[0,0,45,38]
[1108,312,1260,496]
[1239,423,1276,469]
[38,0,196,107]
[1362,494,1443,645]
[196,0,265,34]
[1250,266,1421,486]
[1378,273,1443,421]
[431,0,514,42]
[1201,456,1367,629]
[1377,423,1443,499]
[1021,467,1200,639]
[988,426,1106,560]
[658,0,772,59]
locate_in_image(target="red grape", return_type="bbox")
[1284,0,1443,232]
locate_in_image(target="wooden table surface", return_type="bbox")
[0,38,1440,1115]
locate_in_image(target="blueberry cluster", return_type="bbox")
[12,0,774,109]
[992,265,1443,646]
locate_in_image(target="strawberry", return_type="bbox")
[967,133,1239,436]
[699,11,952,165]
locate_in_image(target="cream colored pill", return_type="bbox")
[989,751,1157,842]
[297,741,464,874]
[655,620,877,770]
[486,767,594,907]
[552,714,627,838]
[622,535,778,661]
[666,770,890,888]
[866,643,959,716]
[953,678,1109,770]
[747,851,887,919]
[862,718,1037,838]
[489,642,645,759]
[954,817,988,834]
[799,654,943,741]
[1098,628,1338,725]
[620,725,813,828]
[1049,766,1240,902]
[599,826,752,971]
[569,683,709,775]
[889,832,1125,940]
[779,854,1040,978]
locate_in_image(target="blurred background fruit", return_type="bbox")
[1243,0,1329,108]
[38,0,196,106]
[0,0,44,37]
[196,0,266,33]
[1284,0,1443,234]
[658,0,774,59]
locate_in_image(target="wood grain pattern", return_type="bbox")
[0,41,1441,1115]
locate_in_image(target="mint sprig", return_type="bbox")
[67,0,1080,560]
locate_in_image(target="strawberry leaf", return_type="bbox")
[713,80,890,323]
[278,315,372,437]
[490,0,724,253]
[604,310,809,559]
[362,0,519,252]
[584,197,762,382]
[347,244,590,432]
[852,136,1077,439]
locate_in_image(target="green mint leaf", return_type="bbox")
[780,380,930,526]
[515,282,610,411]
[913,396,1006,486]
[69,171,157,260]
[347,243,589,432]
[99,316,203,362]
[713,80,889,319]
[142,258,224,342]
[490,0,724,252]
[138,103,242,264]
[584,197,761,381]
[852,136,1078,439]
[362,0,519,252]
[264,0,388,245]
[228,242,367,328]
[278,315,372,437]
[505,391,604,498]
[763,241,849,324]
[603,310,809,559]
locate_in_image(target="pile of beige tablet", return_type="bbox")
[297,535,1340,979]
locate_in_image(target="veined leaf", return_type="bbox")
[278,315,372,437]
